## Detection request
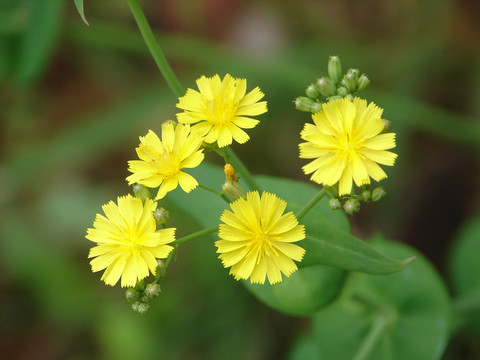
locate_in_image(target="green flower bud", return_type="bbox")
[372,187,387,201]
[306,83,322,99]
[135,281,146,292]
[328,95,343,102]
[361,190,372,201]
[132,301,150,314]
[133,184,151,202]
[294,96,316,112]
[357,74,370,90]
[337,86,349,97]
[154,207,169,225]
[311,102,322,113]
[342,70,358,92]
[329,198,342,210]
[328,55,342,84]
[223,180,246,200]
[381,119,391,133]
[316,77,336,97]
[125,288,141,303]
[156,259,167,279]
[343,198,360,214]
[145,283,161,299]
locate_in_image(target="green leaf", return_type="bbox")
[244,265,346,317]
[289,236,451,360]
[15,0,64,85]
[299,207,414,274]
[74,0,89,26]
[449,215,480,332]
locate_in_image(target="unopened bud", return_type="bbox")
[381,119,391,133]
[328,95,343,102]
[316,77,336,97]
[306,83,322,99]
[223,181,246,200]
[133,184,151,202]
[311,102,322,113]
[145,283,161,299]
[357,74,370,91]
[328,56,342,83]
[125,288,141,303]
[156,259,167,279]
[294,96,316,112]
[329,198,341,210]
[371,187,387,201]
[153,207,169,225]
[343,198,360,215]
[132,301,150,314]
[361,190,372,201]
[337,86,349,97]
[342,69,358,92]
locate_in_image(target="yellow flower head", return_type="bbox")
[126,123,205,200]
[86,194,175,287]
[176,74,267,148]
[299,97,397,196]
[215,191,306,285]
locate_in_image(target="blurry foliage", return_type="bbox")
[1,0,480,359]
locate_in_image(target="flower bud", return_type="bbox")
[357,74,370,91]
[133,184,151,202]
[337,86,349,97]
[329,198,341,210]
[145,283,161,299]
[132,301,150,314]
[125,288,141,303]
[361,190,372,201]
[311,102,322,113]
[135,281,146,292]
[306,83,322,99]
[316,77,336,97]
[156,259,167,279]
[343,198,360,214]
[223,181,246,200]
[328,56,342,83]
[294,96,316,112]
[372,187,387,201]
[381,119,391,133]
[342,69,358,92]
[153,207,169,225]
[328,95,343,102]
[224,164,238,181]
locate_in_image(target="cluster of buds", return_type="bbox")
[125,260,167,314]
[326,186,387,215]
[295,56,370,113]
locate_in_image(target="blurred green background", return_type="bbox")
[1,0,480,359]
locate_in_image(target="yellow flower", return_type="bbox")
[126,123,204,200]
[299,97,397,196]
[176,74,267,148]
[215,191,306,285]
[86,195,175,287]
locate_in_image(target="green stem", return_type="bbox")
[295,188,326,220]
[225,147,260,192]
[352,313,391,360]
[174,226,219,246]
[126,0,184,97]
[198,184,230,203]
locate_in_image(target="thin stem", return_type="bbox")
[352,313,391,360]
[295,188,326,221]
[198,184,230,203]
[225,147,260,192]
[174,226,219,246]
[126,0,184,97]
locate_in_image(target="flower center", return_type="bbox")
[206,96,238,125]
